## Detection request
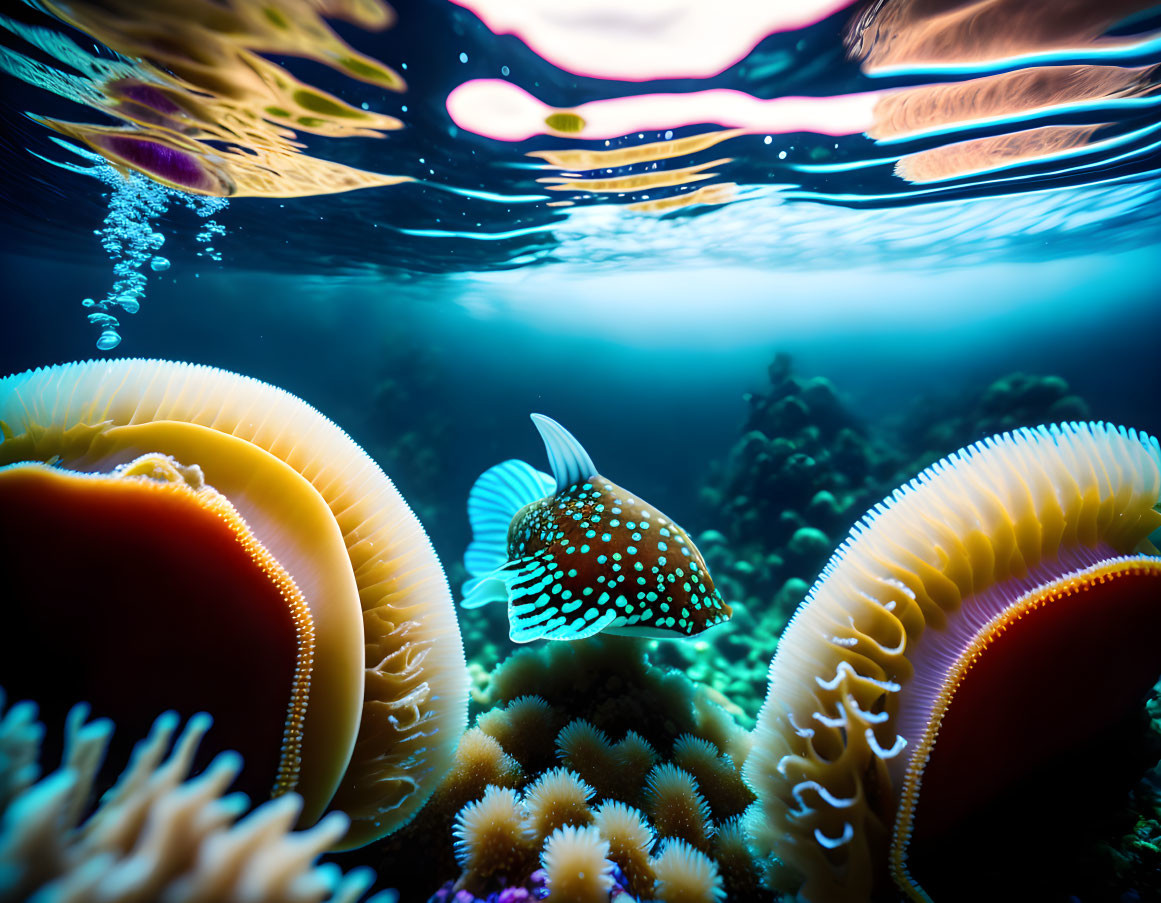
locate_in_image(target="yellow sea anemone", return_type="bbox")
[593,799,656,898]
[452,785,535,891]
[556,719,617,795]
[475,695,559,771]
[540,824,614,903]
[522,767,595,846]
[671,734,754,820]
[651,837,726,903]
[0,359,468,847]
[744,422,1161,901]
[608,730,659,804]
[646,763,714,854]
[429,728,524,816]
[712,815,763,900]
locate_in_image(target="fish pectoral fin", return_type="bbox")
[505,557,618,644]
[461,573,510,609]
[460,555,536,609]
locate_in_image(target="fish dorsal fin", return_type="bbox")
[531,414,596,493]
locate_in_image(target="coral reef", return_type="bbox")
[0,688,392,903]
[897,370,1090,467]
[654,355,1102,722]
[352,637,765,902]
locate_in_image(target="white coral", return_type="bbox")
[0,690,394,903]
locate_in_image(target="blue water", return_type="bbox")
[3,1,1161,900]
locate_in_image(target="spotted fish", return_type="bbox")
[463,414,731,643]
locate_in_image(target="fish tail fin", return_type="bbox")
[463,459,554,606]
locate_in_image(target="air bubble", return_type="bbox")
[96,329,122,351]
[78,165,228,349]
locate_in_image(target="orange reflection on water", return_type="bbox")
[529,128,742,211]
[846,0,1158,71]
[527,129,745,170]
[625,182,737,213]
[871,66,1157,141]
[32,0,409,197]
[848,0,1161,183]
[537,157,731,194]
[896,125,1105,183]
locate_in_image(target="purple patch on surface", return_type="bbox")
[113,82,183,115]
[102,135,206,189]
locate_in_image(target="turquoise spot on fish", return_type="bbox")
[460,413,732,642]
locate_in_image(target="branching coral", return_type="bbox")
[0,689,392,903]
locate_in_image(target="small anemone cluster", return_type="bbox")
[0,688,393,903]
[433,713,758,902]
[356,638,768,902]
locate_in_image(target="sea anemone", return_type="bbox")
[452,785,535,892]
[592,800,656,898]
[744,422,1161,901]
[429,728,524,815]
[540,824,614,903]
[712,815,763,900]
[0,359,468,847]
[651,837,726,903]
[404,635,757,900]
[475,695,559,773]
[0,688,390,903]
[522,767,595,846]
[646,763,714,854]
[608,730,658,805]
[671,734,754,820]
[556,719,617,796]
